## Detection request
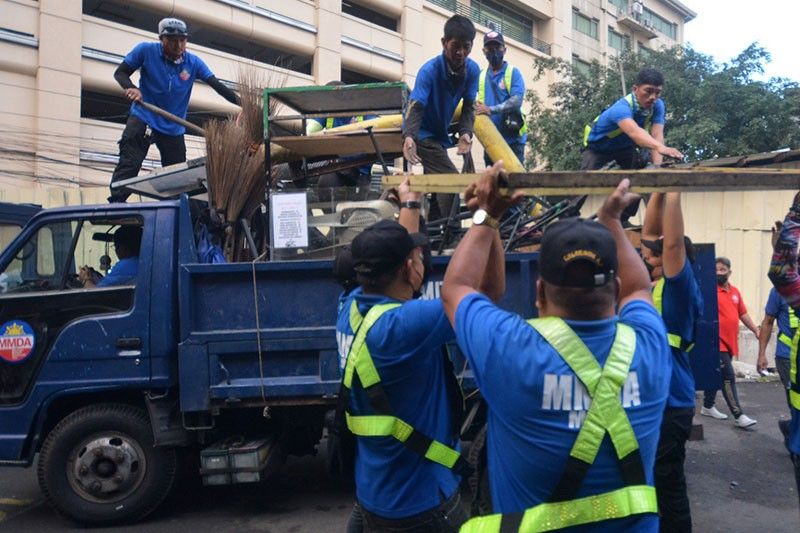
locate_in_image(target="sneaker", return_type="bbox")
[734,414,757,428]
[700,406,729,420]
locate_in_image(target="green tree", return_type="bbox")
[525,44,800,169]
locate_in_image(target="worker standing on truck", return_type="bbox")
[402,14,479,221]
[640,192,703,532]
[108,17,240,203]
[474,31,527,168]
[443,167,671,531]
[767,191,800,505]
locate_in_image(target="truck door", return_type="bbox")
[0,212,154,405]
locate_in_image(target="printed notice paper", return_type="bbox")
[270,192,308,249]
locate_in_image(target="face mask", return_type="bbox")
[411,247,432,299]
[487,50,504,68]
[716,274,729,285]
[643,259,655,274]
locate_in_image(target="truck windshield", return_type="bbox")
[0,217,141,294]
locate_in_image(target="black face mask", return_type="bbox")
[643,259,655,275]
[717,274,729,285]
[412,246,433,299]
[486,50,504,68]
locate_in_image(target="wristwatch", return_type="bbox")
[400,201,421,210]
[472,208,500,230]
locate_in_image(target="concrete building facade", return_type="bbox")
[0,0,695,188]
[4,0,788,320]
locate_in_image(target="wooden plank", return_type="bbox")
[382,168,800,194]
[271,132,403,158]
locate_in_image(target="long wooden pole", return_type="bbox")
[383,168,800,195]
[138,101,207,136]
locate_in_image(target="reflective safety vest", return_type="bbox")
[326,115,364,130]
[652,278,695,353]
[341,301,471,475]
[460,317,657,532]
[778,306,798,348]
[583,93,652,147]
[788,325,800,411]
[477,64,528,138]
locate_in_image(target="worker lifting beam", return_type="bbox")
[382,167,800,195]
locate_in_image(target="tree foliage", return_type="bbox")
[525,44,800,170]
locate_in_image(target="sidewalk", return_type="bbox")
[688,380,798,532]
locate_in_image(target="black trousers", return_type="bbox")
[655,407,694,533]
[346,490,467,533]
[704,351,743,418]
[109,115,187,202]
[417,138,459,222]
[580,147,642,222]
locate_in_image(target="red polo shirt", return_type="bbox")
[718,283,747,355]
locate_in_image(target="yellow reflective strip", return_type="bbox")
[345,412,463,469]
[780,333,794,348]
[345,412,414,442]
[459,512,503,532]
[652,278,664,315]
[478,69,487,103]
[519,485,657,532]
[349,299,362,332]
[790,391,800,410]
[343,303,400,388]
[789,307,798,329]
[459,485,657,533]
[326,117,334,129]
[424,440,460,468]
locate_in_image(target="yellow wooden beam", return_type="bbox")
[383,168,800,195]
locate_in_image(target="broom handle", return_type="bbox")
[137,101,206,137]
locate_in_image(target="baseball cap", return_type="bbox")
[484,31,505,47]
[351,220,428,277]
[539,218,617,288]
[158,18,188,37]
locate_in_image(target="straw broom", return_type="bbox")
[205,66,285,261]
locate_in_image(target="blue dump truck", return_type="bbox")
[0,190,721,526]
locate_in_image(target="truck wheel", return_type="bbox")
[37,403,176,526]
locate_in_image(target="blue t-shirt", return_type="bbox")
[97,257,138,287]
[124,42,214,136]
[337,290,458,518]
[455,295,670,531]
[765,287,795,359]
[659,262,704,408]
[587,94,666,153]
[481,63,527,145]
[408,54,480,148]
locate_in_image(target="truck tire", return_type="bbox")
[37,403,177,526]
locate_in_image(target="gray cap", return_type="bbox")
[158,18,188,37]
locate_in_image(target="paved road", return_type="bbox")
[1,381,798,531]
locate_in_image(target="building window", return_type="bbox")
[608,27,630,52]
[572,55,591,77]
[572,10,599,40]
[341,68,386,84]
[608,0,628,12]
[642,8,677,39]
[638,42,654,59]
[427,0,457,11]
[459,0,539,52]
[82,0,312,75]
[342,1,398,32]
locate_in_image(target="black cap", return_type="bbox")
[484,31,505,46]
[539,218,617,288]
[351,220,427,277]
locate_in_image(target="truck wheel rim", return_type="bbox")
[66,432,147,504]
